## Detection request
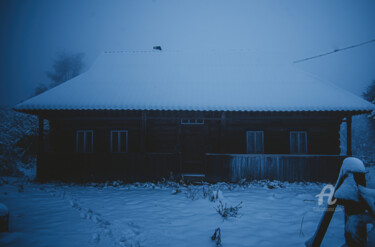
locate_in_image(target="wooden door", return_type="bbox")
[181,124,205,173]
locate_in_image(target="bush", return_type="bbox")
[185,186,200,200]
[214,201,243,219]
[0,107,38,176]
[211,227,222,247]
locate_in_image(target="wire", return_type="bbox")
[293,38,375,63]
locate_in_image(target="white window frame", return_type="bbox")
[110,130,128,153]
[246,131,264,154]
[76,130,93,153]
[180,119,204,125]
[290,131,307,154]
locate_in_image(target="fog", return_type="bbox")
[1,0,375,106]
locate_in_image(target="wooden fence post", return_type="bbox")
[342,172,367,246]
[306,157,367,247]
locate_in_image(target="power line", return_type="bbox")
[293,38,375,63]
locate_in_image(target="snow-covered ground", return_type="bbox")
[1,168,374,247]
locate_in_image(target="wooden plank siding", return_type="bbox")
[40,110,345,181]
[221,116,341,155]
[38,152,181,182]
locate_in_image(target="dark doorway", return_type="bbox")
[181,124,205,173]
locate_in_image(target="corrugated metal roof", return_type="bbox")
[14,50,375,113]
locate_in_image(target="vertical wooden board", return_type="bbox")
[281,156,287,181]
[260,156,266,180]
[245,156,250,180]
[295,157,301,181]
[283,157,289,182]
[247,157,253,180]
[256,156,262,180]
[233,157,239,181]
[268,156,276,181]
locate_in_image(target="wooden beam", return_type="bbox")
[346,115,352,156]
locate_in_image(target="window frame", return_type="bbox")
[290,131,308,154]
[76,130,93,153]
[180,119,205,125]
[110,130,128,153]
[246,130,264,154]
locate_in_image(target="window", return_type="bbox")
[290,131,307,154]
[246,131,264,154]
[181,119,204,125]
[111,130,128,153]
[76,130,93,153]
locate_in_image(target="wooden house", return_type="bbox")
[14,50,374,182]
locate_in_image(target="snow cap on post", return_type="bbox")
[340,157,366,176]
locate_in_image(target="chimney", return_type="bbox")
[153,46,162,51]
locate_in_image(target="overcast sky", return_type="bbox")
[1,0,375,106]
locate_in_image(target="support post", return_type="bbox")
[344,172,367,246]
[139,111,147,178]
[346,115,352,156]
[141,111,147,153]
[177,118,182,173]
[37,115,44,180]
[219,112,226,152]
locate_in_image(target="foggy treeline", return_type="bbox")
[34,52,85,96]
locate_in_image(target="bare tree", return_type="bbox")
[33,52,85,96]
[46,52,85,87]
[363,80,375,103]
[34,83,49,96]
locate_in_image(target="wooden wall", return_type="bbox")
[41,110,344,180]
[48,110,342,155]
[221,113,341,155]
[38,152,181,182]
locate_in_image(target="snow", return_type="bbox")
[14,50,374,112]
[3,166,375,246]
[339,157,366,176]
[0,179,346,247]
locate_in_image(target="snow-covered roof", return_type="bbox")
[14,50,375,113]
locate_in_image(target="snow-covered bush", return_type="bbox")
[202,185,212,199]
[214,201,242,219]
[185,186,200,200]
[209,190,224,202]
[0,107,38,176]
[171,188,182,195]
